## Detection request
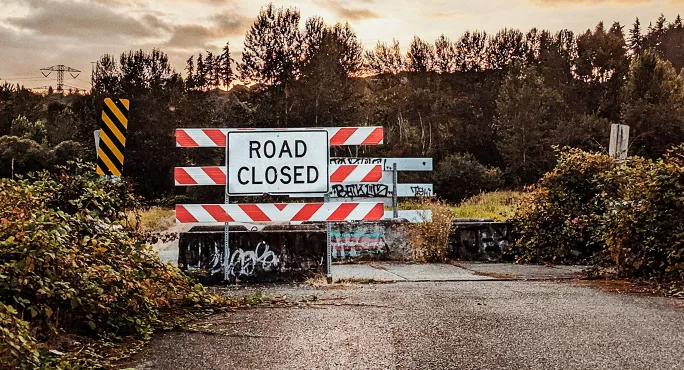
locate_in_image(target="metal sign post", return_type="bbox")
[223,139,231,282]
[392,163,398,219]
[325,193,333,284]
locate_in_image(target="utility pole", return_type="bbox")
[40,65,80,93]
[90,61,96,91]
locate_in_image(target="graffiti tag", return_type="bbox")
[227,241,280,277]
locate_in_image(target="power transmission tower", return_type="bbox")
[40,65,80,93]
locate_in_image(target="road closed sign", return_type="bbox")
[227,130,330,195]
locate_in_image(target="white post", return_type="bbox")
[93,129,100,159]
[609,124,630,161]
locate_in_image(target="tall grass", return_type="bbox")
[401,191,523,221]
[451,191,523,221]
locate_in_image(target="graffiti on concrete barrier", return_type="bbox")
[227,241,280,277]
[330,229,386,258]
[178,227,327,283]
[450,222,514,261]
[331,183,389,198]
[186,239,223,275]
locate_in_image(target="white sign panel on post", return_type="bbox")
[227,130,330,195]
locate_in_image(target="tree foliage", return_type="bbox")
[240,3,302,85]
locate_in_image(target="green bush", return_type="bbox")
[0,163,217,369]
[432,153,504,203]
[514,146,684,290]
[513,148,616,264]
[603,146,684,283]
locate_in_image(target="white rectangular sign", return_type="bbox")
[227,130,329,195]
[330,157,433,171]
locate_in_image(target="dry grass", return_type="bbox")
[128,207,175,232]
[403,198,454,262]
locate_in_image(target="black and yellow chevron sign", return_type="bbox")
[96,98,129,177]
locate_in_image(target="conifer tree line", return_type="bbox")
[1,4,683,200]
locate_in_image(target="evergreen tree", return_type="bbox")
[609,21,624,38]
[195,53,206,89]
[434,34,456,73]
[673,14,683,29]
[643,13,684,72]
[219,42,234,88]
[622,51,684,157]
[331,22,363,76]
[629,18,643,55]
[495,64,568,185]
[364,39,404,74]
[655,13,667,33]
[240,3,302,85]
[456,30,488,71]
[406,36,435,72]
[486,28,525,70]
[297,28,354,125]
[574,21,629,120]
[185,55,195,89]
[204,51,218,88]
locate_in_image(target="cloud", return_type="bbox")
[164,10,250,50]
[529,0,651,6]
[314,0,381,20]
[6,0,168,42]
[91,0,145,7]
[423,10,470,19]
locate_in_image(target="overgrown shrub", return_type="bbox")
[513,148,616,264]
[603,146,684,283]
[432,153,504,203]
[0,163,218,369]
[514,146,684,291]
[407,198,453,262]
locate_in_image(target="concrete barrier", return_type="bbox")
[177,219,516,282]
[178,221,414,282]
[331,220,411,261]
[178,225,326,283]
[449,220,515,261]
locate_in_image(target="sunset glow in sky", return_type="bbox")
[0,0,682,90]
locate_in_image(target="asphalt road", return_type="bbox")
[127,266,684,370]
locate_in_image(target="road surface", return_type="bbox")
[126,263,684,370]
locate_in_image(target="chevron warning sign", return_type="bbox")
[96,98,129,176]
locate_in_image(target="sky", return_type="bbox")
[0,0,683,91]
